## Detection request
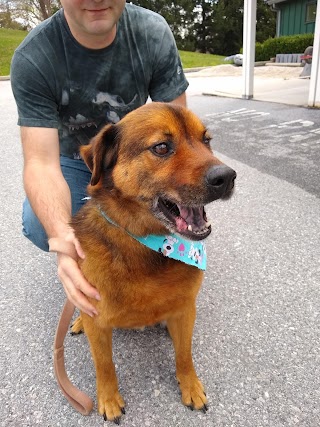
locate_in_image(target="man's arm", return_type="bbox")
[21,127,100,316]
[22,127,72,238]
[168,92,187,108]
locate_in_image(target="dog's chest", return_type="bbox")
[94,264,203,329]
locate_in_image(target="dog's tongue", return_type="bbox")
[175,206,207,232]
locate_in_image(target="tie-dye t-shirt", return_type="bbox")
[11,5,188,159]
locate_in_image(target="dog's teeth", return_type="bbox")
[188,225,193,232]
[206,221,211,228]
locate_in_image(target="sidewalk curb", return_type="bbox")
[0,63,303,80]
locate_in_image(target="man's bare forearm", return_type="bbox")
[21,126,73,240]
[24,160,73,240]
[20,126,100,316]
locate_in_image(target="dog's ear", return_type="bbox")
[80,125,119,186]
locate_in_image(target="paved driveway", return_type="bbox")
[1,80,320,427]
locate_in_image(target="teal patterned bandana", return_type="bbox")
[98,207,207,271]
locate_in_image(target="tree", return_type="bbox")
[0,0,26,29]
[0,0,60,28]
[196,0,276,55]
[0,10,28,29]
[206,0,244,55]
[127,0,198,50]
[256,0,276,43]
[194,0,215,53]
[2,0,276,52]
[16,0,60,25]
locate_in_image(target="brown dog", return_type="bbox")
[70,102,236,423]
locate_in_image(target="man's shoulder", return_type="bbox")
[123,3,168,29]
[15,10,63,54]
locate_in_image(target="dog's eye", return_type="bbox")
[151,143,173,157]
[203,132,212,146]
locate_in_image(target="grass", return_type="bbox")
[0,27,227,76]
[0,28,27,76]
[179,50,226,69]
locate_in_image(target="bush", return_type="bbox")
[255,33,314,61]
[176,38,196,52]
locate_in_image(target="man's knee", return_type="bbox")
[22,198,49,252]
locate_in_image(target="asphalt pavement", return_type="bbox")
[1,77,320,427]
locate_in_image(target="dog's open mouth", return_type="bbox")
[155,197,211,241]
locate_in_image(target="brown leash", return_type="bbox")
[53,299,94,415]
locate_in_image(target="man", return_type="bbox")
[11,0,188,318]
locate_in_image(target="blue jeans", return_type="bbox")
[22,156,92,252]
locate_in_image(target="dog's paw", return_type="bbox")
[178,375,208,413]
[98,391,125,424]
[70,315,84,335]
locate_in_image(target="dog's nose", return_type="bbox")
[205,165,236,200]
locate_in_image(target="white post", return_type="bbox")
[242,0,257,99]
[308,0,320,107]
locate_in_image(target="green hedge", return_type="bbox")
[255,33,314,61]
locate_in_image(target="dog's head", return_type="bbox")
[81,103,236,241]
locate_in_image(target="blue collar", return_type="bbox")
[98,206,207,271]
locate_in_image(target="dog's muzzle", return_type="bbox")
[153,164,236,241]
[205,165,237,202]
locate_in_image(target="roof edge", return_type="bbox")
[267,0,288,5]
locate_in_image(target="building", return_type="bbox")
[267,0,316,36]
[243,0,320,107]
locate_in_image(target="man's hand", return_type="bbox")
[49,232,101,317]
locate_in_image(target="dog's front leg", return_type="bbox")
[86,326,125,423]
[167,306,208,413]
